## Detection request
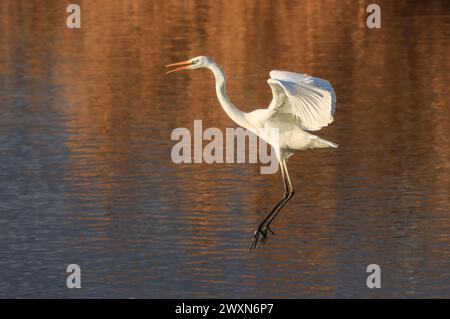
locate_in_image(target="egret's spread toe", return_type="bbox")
[249,226,274,250]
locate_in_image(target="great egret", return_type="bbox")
[166,56,337,250]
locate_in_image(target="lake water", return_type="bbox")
[0,0,449,298]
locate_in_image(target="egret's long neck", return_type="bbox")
[208,63,248,128]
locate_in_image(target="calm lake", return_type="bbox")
[0,0,449,298]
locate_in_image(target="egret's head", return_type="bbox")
[166,56,212,74]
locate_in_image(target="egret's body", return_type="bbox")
[166,56,337,249]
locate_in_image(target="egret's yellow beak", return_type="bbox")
[165,60,193,74]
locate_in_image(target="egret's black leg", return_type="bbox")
[250,161,290,250]
[265,160,295,231]
[249,193,287,250]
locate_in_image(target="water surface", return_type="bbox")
[0,0,449,298]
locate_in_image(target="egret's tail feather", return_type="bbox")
[310,136,338,149]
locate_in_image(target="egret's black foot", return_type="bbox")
[249,228,265,250]
[249,225,275,251]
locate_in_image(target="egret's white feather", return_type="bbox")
[267,70,336,131]
[167,56,339,249]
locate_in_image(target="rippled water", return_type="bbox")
[0,0,449,298]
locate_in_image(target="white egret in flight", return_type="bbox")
[166,56,337,250]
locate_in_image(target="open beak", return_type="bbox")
[165,60,193,74]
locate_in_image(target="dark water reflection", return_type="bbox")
[0,0,449,298]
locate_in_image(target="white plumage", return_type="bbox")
[268,70,336,131]
[166,56,338,249]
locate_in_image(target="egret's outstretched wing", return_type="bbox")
[267,70,336,131]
